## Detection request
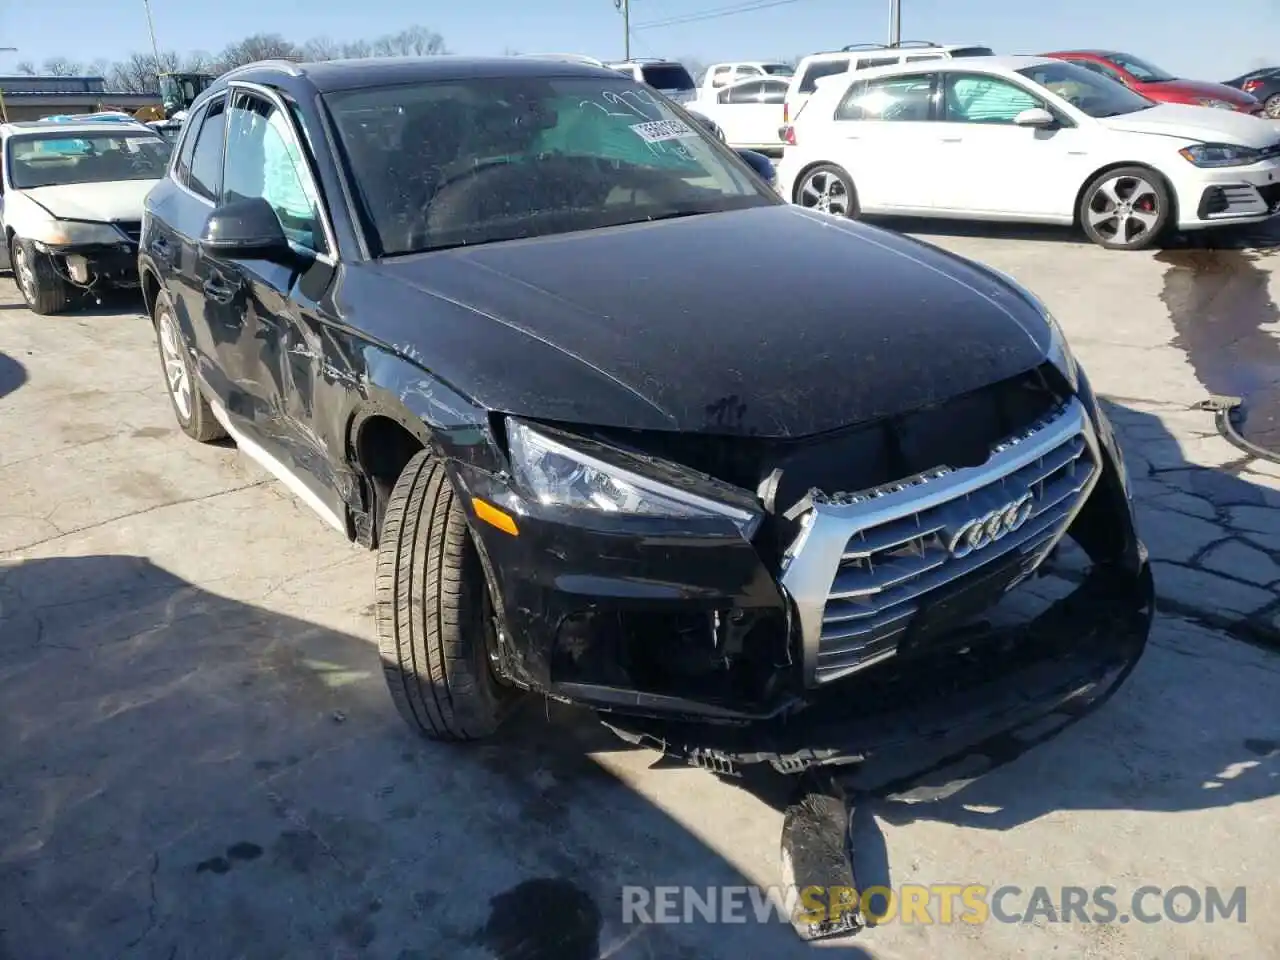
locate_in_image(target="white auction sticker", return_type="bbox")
[630,119,697,144]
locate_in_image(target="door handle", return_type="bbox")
[202,272,238,304]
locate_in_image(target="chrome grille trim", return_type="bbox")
[779,397,1101,688]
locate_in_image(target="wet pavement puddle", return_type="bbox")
[1159,223,1280,453]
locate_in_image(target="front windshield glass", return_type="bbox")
[324,76,775,256]
[7,132,172,189]
[763,63,795,76]
[1018,61,1157,118]
[1105,52,1176,82]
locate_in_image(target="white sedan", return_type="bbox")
[0,119,170,313]
[775,55,1280,249]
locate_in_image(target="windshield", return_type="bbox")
[7,132,172,189]
[762,63,795,76]
[1018,61,1157,118]
[1104,52,1175,83]
[324,76,773,257]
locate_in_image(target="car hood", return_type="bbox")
[22,179,158,222]
[1098,103,1276,146]
[1143,78,1256,105]
[367,205,1052,438]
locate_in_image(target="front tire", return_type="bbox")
[375,450,519,741]
[1264,93,1280,119]
[11,237,74,315]
[152,289,225,442]
[795,164,859,218]
[1079,166,1171,250]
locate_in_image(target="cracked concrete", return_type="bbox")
[2,225,1280,960]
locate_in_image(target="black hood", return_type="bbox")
[366,205,1052,438]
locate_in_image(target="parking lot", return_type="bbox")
[2,220,1280,960]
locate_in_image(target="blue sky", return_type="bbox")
[1,0,1277,81]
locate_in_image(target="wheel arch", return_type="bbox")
[346,403,435,547]
[1073,161,1179,228]
[139,264,162,322]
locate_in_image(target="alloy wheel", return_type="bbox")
[799,170,852,216]
[1085,175,1161,248]
[158,309,192,420]
[1265,94,1280,119]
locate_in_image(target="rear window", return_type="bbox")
[641,64,695,92]
[798,58,851,93]
[948,47,995,58]
[762,63,795,76]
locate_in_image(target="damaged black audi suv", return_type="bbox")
[138,54,1154,775]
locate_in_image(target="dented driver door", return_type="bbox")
[211,85,349,533]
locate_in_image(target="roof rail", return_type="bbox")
[840,43,889,51]
[622,57,669,63]
[221,58,306,80]
[888,40,941,48]
[517,52,607,67]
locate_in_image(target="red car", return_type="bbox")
[1040,50,1262,115]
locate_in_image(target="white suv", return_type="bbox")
[783,41,994,126]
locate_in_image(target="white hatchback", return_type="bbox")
[775,56,1280,249]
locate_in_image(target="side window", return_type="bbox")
[187,96,227,201]
[856,56,899,70]
[943,73,1042,124]
[835,74,935,121]
[736,65,763,79]
[906,54,943,63]
[222,90,328,255]
[172,100,209,186]
[711,66,732,87]
[725,81,765,104]
[1070,58,1125,83]
[799,59,851,93]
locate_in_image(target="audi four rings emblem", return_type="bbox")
[947,492,1035,558]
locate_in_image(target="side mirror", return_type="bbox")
[1014,107,1056,128]
[200,197,294,262]
[736,148,776,185]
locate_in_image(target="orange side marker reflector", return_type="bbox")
[472,497,519,536]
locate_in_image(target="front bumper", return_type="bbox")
[454,386,1151,771]
[36,240,141,289]
[1176,160,1280,227]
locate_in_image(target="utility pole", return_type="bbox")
[141,0,162,70]
[888,0,900,46]
[0,49,15,123]
[614,0,630,60]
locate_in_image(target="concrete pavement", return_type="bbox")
[1,224,1278,959]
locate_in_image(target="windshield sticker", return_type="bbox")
[629,119,697,143]
[578,89,700,161]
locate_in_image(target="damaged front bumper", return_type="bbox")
[456,379,1153,774]
[36,237,141,290]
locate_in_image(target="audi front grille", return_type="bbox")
[780,397,1101,687]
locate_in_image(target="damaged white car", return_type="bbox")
[0,119,171,314]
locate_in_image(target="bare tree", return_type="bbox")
[303,36,344,62]
[14,60,36,75]
[373,25,446,57]
[41,57,84,77]
[216,33,300,71]
[340,38,374,59]
[184,50,216,73]
[106,51,181,94]
[87,58,111,78]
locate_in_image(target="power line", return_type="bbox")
[632,0,807,31]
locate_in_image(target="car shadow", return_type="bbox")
[0,352,26,400]
[704,399,1279,931]
[0,553,871,959]
[874,215,1280,251]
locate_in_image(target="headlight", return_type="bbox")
[506,419,763,538]
[1179,142,1261,167]
[28,218,126,246]
[1194,98,1235,110]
